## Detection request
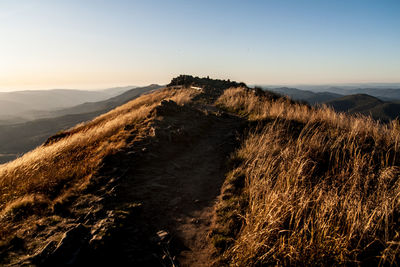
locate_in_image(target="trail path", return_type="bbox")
[110,103,243,266]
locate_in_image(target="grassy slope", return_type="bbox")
[0,87,198,264]
[3,82,400,265]
[325,94,400,122]
[0,85,161,164]
[213,88,400,265]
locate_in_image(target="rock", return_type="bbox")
[154,100,182,117]
[88,212,117,250]
[32,240,57,261]
[42,224,90,265]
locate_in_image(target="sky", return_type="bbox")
[0,0,399,91]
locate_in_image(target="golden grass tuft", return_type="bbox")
[215,88,400,265]
[1,194,49,221]
[216,87,400,143]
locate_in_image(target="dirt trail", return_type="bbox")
[105,102,244,266]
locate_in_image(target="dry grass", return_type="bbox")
[215,88,400,265]
[0,88,198,240]
[216,87,400,143]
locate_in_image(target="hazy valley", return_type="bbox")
[0,85,161,163]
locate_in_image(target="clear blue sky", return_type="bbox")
[0,0,399,90]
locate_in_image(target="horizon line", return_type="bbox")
[1,81,400,92]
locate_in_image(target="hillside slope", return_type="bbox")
[45,84,161,118]
[0,77,252,265]
[269,87,343,104]
[268,88,400,122]
[0,85,160,164]
[213,88,400,265]
[0,88,130,123]
[0,87,202,266]
[322,87,400,101]
[1,76,400,266]
[325,94,400,121]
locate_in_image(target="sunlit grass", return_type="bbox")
[0,88,198,240]
[215,87,400,265]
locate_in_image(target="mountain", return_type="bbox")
[265,87,400,121]
[101,85,137,95]
[261,84,400,102]
[49,84,161,117]
[1,76,400,265]
[0,85,161,163]
[324,94,383,112]
[268,87,343,104]
[320,88,400,101]
[0,87,135,124]
[324,94,400,121]
[262,83,400,92]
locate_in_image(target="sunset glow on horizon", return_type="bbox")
[0,0,399,91]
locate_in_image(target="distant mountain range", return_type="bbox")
[314,88,400,101]
[0,84,161,163]
[324,94,400,122]
[267,87,343,104]
[260,83,400,91]
[1,84,400,164]
[0,86,136,124]
[266,87,400,122]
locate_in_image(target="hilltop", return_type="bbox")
[1,75,400,266]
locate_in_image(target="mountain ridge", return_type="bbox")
[325,94,400,121]
[1,76,400,265]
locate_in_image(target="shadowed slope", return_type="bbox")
[325,94,400,122]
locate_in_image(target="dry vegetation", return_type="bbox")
[3,82,400,265]
[214,88,400,265]
[0,88,198,242]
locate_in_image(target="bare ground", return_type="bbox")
[92,101,245,266]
